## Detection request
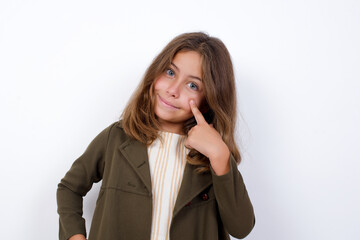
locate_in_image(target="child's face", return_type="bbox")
[153,51,205,134]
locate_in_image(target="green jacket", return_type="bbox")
[57,121,255,240]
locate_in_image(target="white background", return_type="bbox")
[1,0,359,239]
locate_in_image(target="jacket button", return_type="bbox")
[201,193,209,201]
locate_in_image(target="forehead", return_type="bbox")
[172,51,202,78]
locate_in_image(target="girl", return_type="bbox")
[57,32,255,240]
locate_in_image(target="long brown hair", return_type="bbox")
[121,32,240,172]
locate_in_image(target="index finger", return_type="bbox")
[189,100,206,124]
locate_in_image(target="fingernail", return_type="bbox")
[190,100,194,105]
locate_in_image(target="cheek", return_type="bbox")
[192,92,205,106]
[181,94,204,112]
[154,77,166,92]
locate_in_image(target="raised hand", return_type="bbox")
[185,100,231,175]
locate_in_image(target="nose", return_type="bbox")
[166,80,180,98]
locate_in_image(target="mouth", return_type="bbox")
[158,95,179,109]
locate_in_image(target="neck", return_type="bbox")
[158,122,185,135]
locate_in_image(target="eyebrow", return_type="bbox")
[170,62,202,82]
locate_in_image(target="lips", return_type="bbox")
[158,95,179,109]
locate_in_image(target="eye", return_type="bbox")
[166,69,175,77]
[188,82,199,91]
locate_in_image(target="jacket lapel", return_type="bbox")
[118,134,213,217]
[173,163,212,218]
[118,138,152,193]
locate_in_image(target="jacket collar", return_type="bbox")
[118,135,212,215]
[118,137,152,193]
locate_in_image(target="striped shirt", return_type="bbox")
[147,131,188,240]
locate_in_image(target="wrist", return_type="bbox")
[209,144,230,175]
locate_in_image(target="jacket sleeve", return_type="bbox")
[56,122,117,240]
[211,155,255,239]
